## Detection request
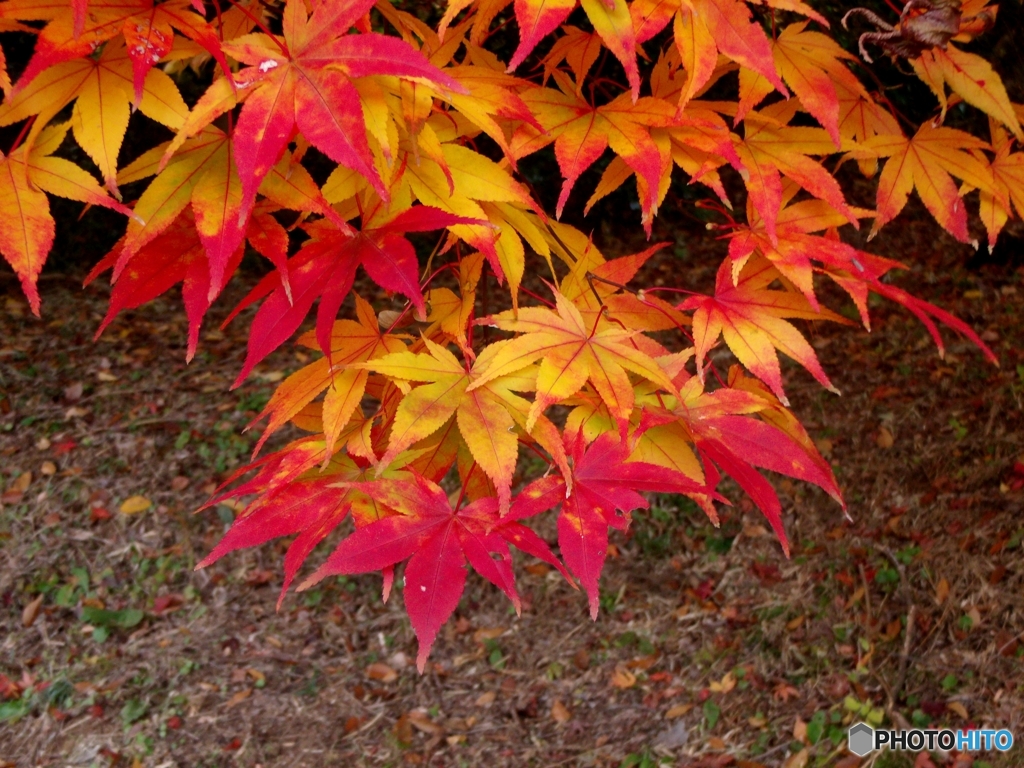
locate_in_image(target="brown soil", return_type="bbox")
[1,230,1023,768]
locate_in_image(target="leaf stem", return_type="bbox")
[453,462,476,511]
[519,285,556,308]
[8,116,35,155]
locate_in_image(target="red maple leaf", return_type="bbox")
[222,0,464,222]
[510,430,708,618]
[298,473,565,671]
[228,206,485,385]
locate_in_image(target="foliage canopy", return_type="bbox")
[1,0,1020,668]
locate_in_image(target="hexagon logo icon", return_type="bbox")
[848,722,874,756]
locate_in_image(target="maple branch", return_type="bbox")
[584,272,615,309]
[850,63,918,134]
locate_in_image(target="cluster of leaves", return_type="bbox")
[1,0,1021,668]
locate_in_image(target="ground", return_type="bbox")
[1,219,1023,768]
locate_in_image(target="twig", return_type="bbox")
[889,604,917,710]
[995,629,1024,657]
[858,563,873,629]
[873,545,917,709]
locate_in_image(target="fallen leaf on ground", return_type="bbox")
[52,440,76,456]
[119,495,152,515]
[709,672,736,693]
[394,714,413,743]
[152,594,185,615]
[473,627,505,642]
[22,595,43,627]
[365,663,397,683]
[947,701,968,719]
[773,682,800,702]
[8,469,30,493]
[666,703,694,719]
[610,665,637,688]
[876,426,894,449]
[224,688,251,708]
[408,708,443,734]
[551,699,572,723]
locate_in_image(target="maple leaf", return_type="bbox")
[559,240,685,335]
[2,0,228,99]
[510,430,706,617]
[585,99,739,222]
[231,205,484,385]
[728,188,873,307]
[912,44,1023,141]
[0,38,188,194]
[835,78,902,177]
[755,22,862,147]
[250,295,408,458]
[219,0,464,226]
[472,288,679,431]
[673,373,844,554]
[869,278,997,364]
[441,65,543,163]
[977,124,1024,247]
[197,470,353,606]
[541,25,603,90]
[631,0,788,112]
[86,210,242,358]
[358,337,541,514]
[417,251,487,357]
[506,0,640,99]
[680,255,846,404]
[196,446,426,605]
[299,473,563,671]
[115,132,340,303]
[514,75,676,227]
[0,122,131,314]
[397,141,540,301]
[732,104,859,244]
[860,122,1001,243]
